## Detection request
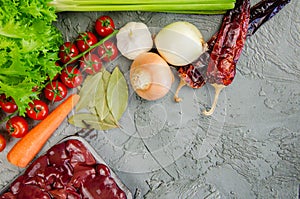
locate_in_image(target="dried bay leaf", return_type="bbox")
[69,113,118,130]
[101,69,111,86]
[76,72,102,112]
[95,70,111,120]
[69,113,99,129]
[106,66,128,121]
[71,67,128,131]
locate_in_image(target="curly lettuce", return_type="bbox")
[0,0,63,115]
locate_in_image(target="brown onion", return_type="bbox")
[130,52,174,101]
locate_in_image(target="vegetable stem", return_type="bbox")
[52,0,235,4]
[64,30,119,66]
[203,83,225,116]
[49,0,235,13]
[53,4,235,12]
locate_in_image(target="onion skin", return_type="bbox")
[130,52,174,101]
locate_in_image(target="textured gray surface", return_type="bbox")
[0,1,299,198]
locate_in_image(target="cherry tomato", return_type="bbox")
[0,94,18,113]
[0,134,6,152]
[76,31,98,52]
[26,100,49,120]
[95,16,115,37]
[58,42,79,64]
[6,116,29,138]
[97,41,118,62]
[80,53,102,75]
[60,66,83,88]
[44,81,68,102]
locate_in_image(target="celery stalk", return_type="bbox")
[49,0,236,14]
[51,3,235,13]
[54,0,235,5]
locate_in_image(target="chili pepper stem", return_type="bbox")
[203,83,225,116]
[174,78,187,102]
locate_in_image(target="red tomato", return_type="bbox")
[95,16,115,37]
[60,66,83,88]
[97,41,118,62]
[58,42,79,64]
[0,134,6,152]
[44,81,68,102]
[26,100,49,120]
[80,53,102,75]
[0,94,18,113]
[76,31,98,52]
[6,116,29,138]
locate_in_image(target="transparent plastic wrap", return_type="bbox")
[0,136,132,199]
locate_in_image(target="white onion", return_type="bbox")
[116,22,153,60]
[154,21,207,66]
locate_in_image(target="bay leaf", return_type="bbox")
[101,69,111,87]
[76,72,102,112]
[68,113,118,131]
[95,69,111,120]
[68,113,99,129]
[106,66,128,121]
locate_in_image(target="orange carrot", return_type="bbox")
[7,94,80,168]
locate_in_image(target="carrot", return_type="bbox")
[7,94,80,168]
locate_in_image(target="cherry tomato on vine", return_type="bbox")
[97,41,118,62]
[95,16,115,37]
[44,81,68,102]
[0,134,6,152]
[76,31,98,52]
[0,94,18,113]
[26,100,49,120]
[6,116,29,138]
[60,66,83,88]
[80,53,102,75]
[58,42,79,64]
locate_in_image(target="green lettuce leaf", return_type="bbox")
[0,0,63,115]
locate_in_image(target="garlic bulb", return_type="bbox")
[116,22,153,60]
[154,21,207,66]
[130,52,174,101]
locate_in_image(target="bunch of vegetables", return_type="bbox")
[0,0,62,153]
[115,20,208,101]
[2,13,127,168]
[0,0,291,170]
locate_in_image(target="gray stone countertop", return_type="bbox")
[0,1,299,198]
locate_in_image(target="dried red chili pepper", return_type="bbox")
[247,0,291,36]
[208,0,291,51]
[174,53,209,102]
[174,0,291,103]
[203,0,250,115]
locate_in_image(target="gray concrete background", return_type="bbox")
[0,0,299,198]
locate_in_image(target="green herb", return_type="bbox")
[0,0,62,115]
[69,67,128,130]
[49,0,235,14]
